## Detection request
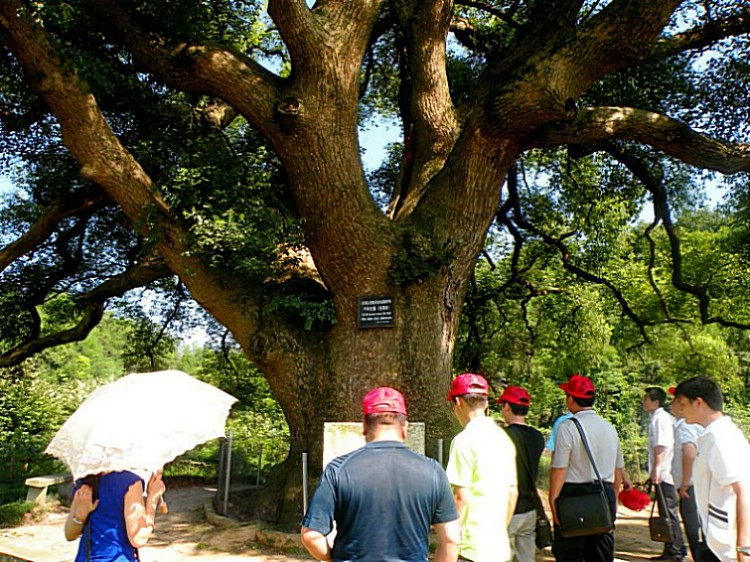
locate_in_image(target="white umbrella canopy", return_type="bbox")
[46,369,238,480]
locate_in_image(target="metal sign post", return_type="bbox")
[222,430,233,515]
[302,451,308,515]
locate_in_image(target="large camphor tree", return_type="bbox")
[1,0,749,523]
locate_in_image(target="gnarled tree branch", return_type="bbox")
[390,0,459,218]
[599,141,750,330]
[78,0,281,141]
[0,189,110,274]
[505,165,654,345]
[527,106,750,174]
[652,11,750,60]
[0,0,271,348]
[0,254,172,367]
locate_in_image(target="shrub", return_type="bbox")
[0,500,34,528]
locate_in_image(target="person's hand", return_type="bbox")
[147,470,166,502]
[651,471,662,485]
[72,484,99,521]
[678,485,691,499]
[623,476,633,492]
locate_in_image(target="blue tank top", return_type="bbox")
[75,471,143,562]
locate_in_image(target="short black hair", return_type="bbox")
[364,413,407,432]
[644,386,667,407]
[571,395,595,408]
[505,403,529,416]
[674,376,723,412]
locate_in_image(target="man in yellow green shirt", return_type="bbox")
[446,373,518,562]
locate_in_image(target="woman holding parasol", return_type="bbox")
[65,470,166,561]
[46,370,237,562]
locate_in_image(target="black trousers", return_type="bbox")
[699,543,721,562]
[679,486,701,562]
[656,482,685,558]
[552,482,616,562]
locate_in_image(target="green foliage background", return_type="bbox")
[0,311,289,507]
[2,208,749,508]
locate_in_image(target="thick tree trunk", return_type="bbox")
[242,273,464,529]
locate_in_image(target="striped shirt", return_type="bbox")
[694,416,750,561]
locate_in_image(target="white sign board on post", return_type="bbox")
[322,422,426,468]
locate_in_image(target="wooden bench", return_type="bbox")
[24,473,73,504]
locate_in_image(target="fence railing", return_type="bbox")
[213,432,289,515]
[213,436,451,517]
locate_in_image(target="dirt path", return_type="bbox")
[0,486,307,562]
[0,486,680,562]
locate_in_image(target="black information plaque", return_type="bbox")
[357,296,395,329]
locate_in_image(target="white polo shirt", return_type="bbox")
[694,416,750,561]
[671,418,702,488]
[648,407,676,486]
[551,409,624,483]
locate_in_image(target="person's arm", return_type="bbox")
[300,464,337,561]
[301,527,332,561]
[614,468,622,495]
[125,471,166,548]
[433,519,460,562]
[65,485,99,541]
[651,445,666,484]
[506,484,519,527]
[679,442,697,499]
[733,480,750,562]
[452,485,469,520]
[549,467,567,524]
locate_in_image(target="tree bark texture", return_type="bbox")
[2,0,750,527]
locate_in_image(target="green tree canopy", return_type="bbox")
[2,0,749,523]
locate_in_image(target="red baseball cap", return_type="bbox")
[362,387,407,416]
[497,386,531,406]
[447,373,489,401]
[558,374,596,399]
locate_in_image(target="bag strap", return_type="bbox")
[651,481,673,520]
[78,475,100,562]
[570,417,607,493]
[506,427,546,517]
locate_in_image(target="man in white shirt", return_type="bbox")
[669,386,704,562]
[643,386,685,561]
[673,376,750,562]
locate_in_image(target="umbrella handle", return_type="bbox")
[159,496,168,514]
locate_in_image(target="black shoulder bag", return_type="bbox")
[554,417,615,538]
[507,428,552,549]
[649,483,675,543]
